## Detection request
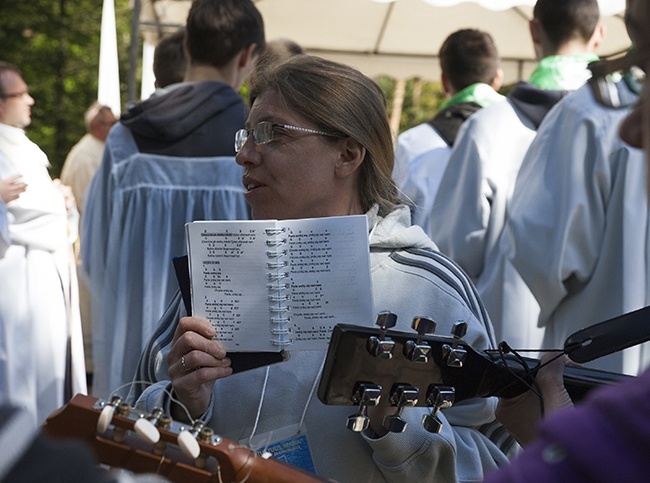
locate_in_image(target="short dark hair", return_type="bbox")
[185,0,265,69]
[534,0,600,50]
[153,30,187,88]
[439,29,500,92]
[0,61,22,96]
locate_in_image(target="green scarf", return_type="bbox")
[439,82,505,110]
[528,53,599,90]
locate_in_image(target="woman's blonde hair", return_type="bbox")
[249,55,400,215]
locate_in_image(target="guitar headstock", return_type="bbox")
[44,394,325,483]
[317,317,534,434]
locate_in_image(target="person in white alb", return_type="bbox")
[0,60,86,425]
[430,0,605,352]
[502,64,648,375]
[394,28,504,236]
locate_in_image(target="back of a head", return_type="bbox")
[534,0,600,50]
[250,55,399,215]
[439,29,500,92]
[153,30,187,88]
[254,38,304,77]
[185,0,265,69]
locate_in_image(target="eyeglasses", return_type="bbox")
[0,89,30,100]
[588,47,647,109]
[234,121,337,152]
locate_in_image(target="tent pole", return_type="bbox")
[390,78,406,140]
[128,0,142,104]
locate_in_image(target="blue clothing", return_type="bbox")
[81,81,250,397]
[0,201,8,258]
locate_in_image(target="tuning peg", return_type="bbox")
[133,407,165,445]
[178,430,201,459]
[442,321,468,368]
[421,386,455,433]
[382,384,419,433]
[177,421,203,460]
[347,382,382,432]
[404,316,436,363]
[367,311,398,359]
[97,396,132,442]
[451,321,468,339]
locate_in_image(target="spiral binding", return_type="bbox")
[268,293,290,304]
[267,260,288,270]
[266,226,292,348]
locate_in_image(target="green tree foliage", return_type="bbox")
[0,0,132,177]
[377,75,446,134]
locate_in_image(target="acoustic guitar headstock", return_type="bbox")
[44,394,325,483]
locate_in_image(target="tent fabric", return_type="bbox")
[137,0,628,84]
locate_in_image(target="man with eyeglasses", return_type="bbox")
[81,0,264,397]
[497,41,648,376]
[0,61,87,425]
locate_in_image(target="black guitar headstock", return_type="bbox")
[318,313,631,436]
[317,314,535,435]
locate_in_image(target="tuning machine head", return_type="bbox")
[382,384,419,433]
[442,321,469,368]
[97,396,133,442]
[367,311,398,359]
[421,385,455,433]
[404,316,436,363]
[346,382,382,432]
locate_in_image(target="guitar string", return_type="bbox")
[487,345,569,418]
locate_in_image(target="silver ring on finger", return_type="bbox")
[180,354,190,372]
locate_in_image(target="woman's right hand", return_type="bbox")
[166,316,233,421]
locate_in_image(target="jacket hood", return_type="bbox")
[367,204,438,251]
[121,81,243,143]
[508,81,568,129]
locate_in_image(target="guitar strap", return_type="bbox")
[564,305,650,363]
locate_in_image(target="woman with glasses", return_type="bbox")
[132,55,510,482]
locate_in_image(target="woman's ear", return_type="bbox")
[334,137,366,179]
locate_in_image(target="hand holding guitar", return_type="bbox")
[167,316,233,421]
[495,351,574,445]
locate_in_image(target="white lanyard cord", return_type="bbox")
[249,353,327,443]
[249,365,271,442]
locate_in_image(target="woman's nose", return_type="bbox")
[235,136,259,166]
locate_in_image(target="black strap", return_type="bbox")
[427,101,483,146]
